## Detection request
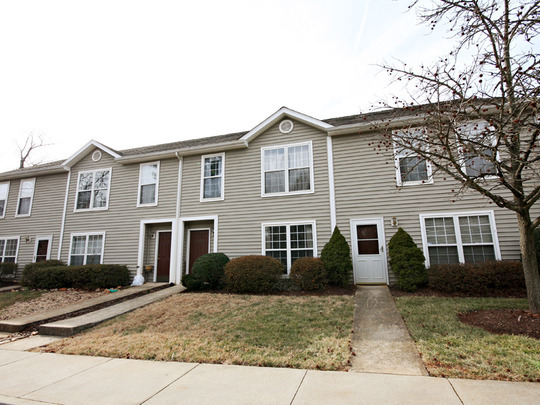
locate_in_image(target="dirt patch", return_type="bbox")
[459,309,540,340]
[390,286,526,298]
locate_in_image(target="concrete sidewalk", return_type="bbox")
[0,349,538,405]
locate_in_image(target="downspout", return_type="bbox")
[326,136,337,231]
[174,152,184,283]
[57,169,71,260]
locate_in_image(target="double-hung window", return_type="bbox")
[75,169,111,211]
[0,237,19,263]
[69,233,105,265]
[420,211,500,266]
[393,129,432,186]
[0,182,9,218]
[262,142,314,196]
[201,154,224,201]
[138,162,159,206]
[16,178,35,216]
[457,122,497,178]
[263,221,316,274]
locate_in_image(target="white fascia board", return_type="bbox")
[115,141,247,164]
[328,114,431,136]
[240,107,333,143]
[62,140,121,168]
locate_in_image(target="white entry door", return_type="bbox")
[351,218,388,284]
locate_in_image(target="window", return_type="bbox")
[457,122,497,177]
[200,154,224,201]
[420,211,500,266]
[263,222,316,273]
[393,129,432,186]
[0,182,9,218]
[16,178,35,216]
[261,142,314,196]
[75,169,111,211]
[0,238,19,263]
[69,233,105,265]
[138,162,159,206]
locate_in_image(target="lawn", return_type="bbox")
[43,292,355,370]
[395,296,540,382]
[0,290,43,312]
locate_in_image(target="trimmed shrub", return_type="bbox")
[290,257,327,291]
[428,261,525,295]
[21,260,65,287]
[181,274,203,290]
[224,255,283,293]
[190,253,230,289]
[320,227,353,287]
[388,228,427,292]
[0,262,18,280]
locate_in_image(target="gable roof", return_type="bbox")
[62,140,122,168]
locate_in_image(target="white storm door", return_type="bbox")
[351,218,388,284]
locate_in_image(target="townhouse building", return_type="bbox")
[0,107,532,285]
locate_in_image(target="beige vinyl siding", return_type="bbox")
[0,173,67,278]
[60,149,178,276]
[332,131,535,283]
[179,120,333,266]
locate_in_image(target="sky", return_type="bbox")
[0,0,453,172]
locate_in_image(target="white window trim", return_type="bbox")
[15,178,36,217]
[74,168,112,212]
[200,153,225,202]
[68,232,106,265]
[33,235,53,263]
[261,141,315,197]
[261,220,317,274]
[0,181,10,219]
[457,121,499,180]
[419,210,501,267]
[392,130,433,187]
[0,236,20,263]
[137,161,160,207]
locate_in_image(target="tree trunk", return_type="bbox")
[516,212,540,313]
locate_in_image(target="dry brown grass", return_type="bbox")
[42,292,354,370]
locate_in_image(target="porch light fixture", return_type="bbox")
[391,216,398,227]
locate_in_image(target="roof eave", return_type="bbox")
[328,114,431,136]
[0,165,68,181]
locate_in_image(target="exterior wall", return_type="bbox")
[0,172,67,278]
[179,119,333,268]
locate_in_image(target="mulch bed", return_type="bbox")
[459,309,540,340]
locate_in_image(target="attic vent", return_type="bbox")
[92,150,102,162]
[279,119,294,134]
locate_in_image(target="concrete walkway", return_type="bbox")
[350,285,427,375]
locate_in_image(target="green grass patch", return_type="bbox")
[395,296,539,381]
[44,293,354,370]
[0,290,43,311]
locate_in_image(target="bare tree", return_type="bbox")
[17,134,49,169]
[376,0,540,312]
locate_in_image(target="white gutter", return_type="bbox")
[57,169,71,260]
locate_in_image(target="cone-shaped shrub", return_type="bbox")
[388,227,427,292]
[320,227,353,287]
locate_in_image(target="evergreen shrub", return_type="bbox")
[290,257,327,291]
[388,228,427,292]
[224,255,283,293]
[21,260,65,287]
[189,253,230,289]
[320,227,353,287]
[0,262,18,280]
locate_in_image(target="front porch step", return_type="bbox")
[39,284,185,336]
[0,283,168,333]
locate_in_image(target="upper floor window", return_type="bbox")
[457,123,497,178]
[0,182,9,218]
[201,154,224,201]
[138,162,159,206]
[75,169,111,211]
[261,142,314,197]
[16,178,35,217]
[69,233,105,265]
[0,237,19,263]
[393,129,432,186]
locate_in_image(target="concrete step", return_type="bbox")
[0,283,168,333]
[40,284,185,336]
[0,285,21,293]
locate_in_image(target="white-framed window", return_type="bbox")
[200,153,224,201]
[137,162,159,207]
[393,129,433,186]
[0,182,9,218]
[420,211,500,266]
[0,237,19,263]
[457,122,498,178]
[75,169,112,211]
[261,141,314,197]
[262,221,317,274]
[16,178,35,217]
[69,232,105,265]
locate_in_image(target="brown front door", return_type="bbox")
[35,239,49,262]
[156,232,172,282]
[189,230,210,273]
